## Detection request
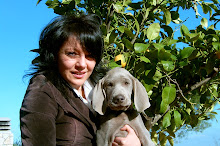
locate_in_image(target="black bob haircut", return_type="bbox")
[25,13,106,98]
[31,13,104,75]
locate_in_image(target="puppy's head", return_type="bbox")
[103,69,133,111]
[92,67,150,115]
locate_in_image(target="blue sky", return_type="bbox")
[0,0,219,145]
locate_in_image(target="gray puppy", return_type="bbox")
[92,67,155,146]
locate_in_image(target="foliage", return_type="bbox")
[37,0,220,145]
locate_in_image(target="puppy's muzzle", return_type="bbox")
[109,94,130,111]
[112,95,125,104]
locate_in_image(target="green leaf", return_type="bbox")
[210,34,219,42]
[115,42,124,50]
[124,28,135,38]
[201,18,208,28]
[46,0,60,9]
[101,24,107,36]
[152,70,162,81]
[151,130,158,144]
[134,18,140,34]
[172,18,182,24]
[108,60,121,68]
[134,62,147,75]
[164,9,171,25]
[169,118,176,132]
[194,4,201,17]
[159,132,167,145]
[147,23,160,41]
[161,25,173,37]
[75,0,81,5]
[144,8,150,19]
[201,3,210,14]
[174,110,182,127]
[162,111,171,128]
[185,33,200,42]
[162,86,176,104]
[144,70,151,77]
[123,0,132,6]
[190,114,199,128]
[118,26,125,33]
[180,24,189,36]
[208,25,215,30]
[167,39,178,46]
[153,43,164,50]
[161,61,175,71]
[186,108,191,115]
[122,38,133,50]
[128,1,143,9]
[170,11,179,20]
[140,56,151,63]
[212,42,220,50]
[212,0,219,4]
[36,0,42,5]
[62,0,72,4]
[109,31,117,44]
[167,136,174,146]
[179,60,188,67]
[158,48,172,61]
[45,0,53,7]
[113,3,124,13]
[180,47,195,59]
[134,43,150,53]
[160,101,169,113]
[170,54,177,61]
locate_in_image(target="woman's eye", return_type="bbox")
[66,52,77,56]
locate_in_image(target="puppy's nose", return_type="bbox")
[112,95,125,104]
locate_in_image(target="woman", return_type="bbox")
[20,13,141,146]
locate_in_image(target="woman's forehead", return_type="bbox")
[60,36,83,50]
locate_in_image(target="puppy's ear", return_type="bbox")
[132,77,150,112]
[92,77,107,115]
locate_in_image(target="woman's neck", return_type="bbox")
[77,86,86,99]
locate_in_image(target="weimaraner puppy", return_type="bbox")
[92,67,155,146]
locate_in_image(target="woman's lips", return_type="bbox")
[72,72,86,79]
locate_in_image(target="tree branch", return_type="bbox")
[162,71,194,108]
[189,67,219,92]
[142,106,170,130]
[106,4,115,33]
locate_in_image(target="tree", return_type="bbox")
[36,0,220,145]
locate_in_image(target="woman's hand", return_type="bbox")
[112,125,141,146]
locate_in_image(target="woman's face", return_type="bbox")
[58,36,96,90]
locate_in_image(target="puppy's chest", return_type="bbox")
[98,111,138,130]
[109,112,129,124]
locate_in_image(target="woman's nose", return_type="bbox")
[76,55,86,69]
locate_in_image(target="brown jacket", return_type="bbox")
[20,75,97,146]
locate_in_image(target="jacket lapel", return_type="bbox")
[49,82,97,132]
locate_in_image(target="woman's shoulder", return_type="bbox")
[28,74,51,91]
[21,74,59,118]
[26,74,63,100]
[26,74,71,105]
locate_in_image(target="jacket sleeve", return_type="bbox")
[20,83,58,146]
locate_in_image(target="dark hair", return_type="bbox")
[33,13,103,74]
[27,13,104,96]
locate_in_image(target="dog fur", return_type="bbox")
[92,67,155,146]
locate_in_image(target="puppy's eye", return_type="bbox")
[125,81,130,85]
[107,82,113,87]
